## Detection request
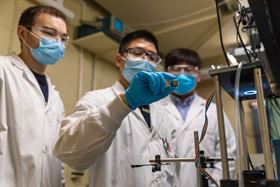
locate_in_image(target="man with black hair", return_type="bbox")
[55,30,178,187]
[160,48,236,187]
[0,5,68,187]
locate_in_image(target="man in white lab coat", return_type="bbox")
[0,6,68,187]
[160,48,236,186]
[55,30,178,187]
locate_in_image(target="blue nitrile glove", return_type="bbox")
[125,71,176,110]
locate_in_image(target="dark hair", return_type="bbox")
[164,48,202,70]
[18,5,67,27]
[118,30,159,53]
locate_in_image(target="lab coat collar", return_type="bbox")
[112,81,151,130]
[112,81,126,94]
[10,52,31,71]
[10,53,54,109]
[160,95,182,122]
[184,94,205,125]
[160,93,205,126]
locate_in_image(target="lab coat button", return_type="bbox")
[155,175,161,183]
[43,146,48,153]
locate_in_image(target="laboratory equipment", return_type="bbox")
[132,131,234,187]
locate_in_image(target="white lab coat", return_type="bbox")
[55,81,176,187]
[0,53,64,187]
[157,94,236,187]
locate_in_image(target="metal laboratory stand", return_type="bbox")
[208,62,277,186]
[147,131,234,187]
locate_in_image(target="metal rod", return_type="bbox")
[253,68,274,179]
[239,102,249,170]
[194,131,202,187]
[149,157,235,163]
[149,158,195,163]
[213,75,230,179]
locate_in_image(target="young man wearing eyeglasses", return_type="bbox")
[54,30,178,187]
[0,6,68,187]
[159,48,236,187]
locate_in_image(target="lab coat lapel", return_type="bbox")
[45,77,55,111]
[160,94,205,128]
[133,108,148,125]
[184,94,205,127]
[111,81,148,126]
[10,53,46,105]
[160,96,182,122]
[149,103,161,133]
[149,102,172,137]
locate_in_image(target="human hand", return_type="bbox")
[124,71,177,110]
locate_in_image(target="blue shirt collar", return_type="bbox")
[171,93,196,121]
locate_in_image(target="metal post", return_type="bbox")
[239,102,249,170]
[213,75,230,179]
[194,131,202,187]
[253,68,274,179]
[149,157,234,163]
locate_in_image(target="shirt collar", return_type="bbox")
[171,93,195,107]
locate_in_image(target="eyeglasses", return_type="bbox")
[27,26,70,46]
[122,47,161,64]
[167,64,199,74]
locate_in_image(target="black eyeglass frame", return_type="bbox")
[121,47,162,64]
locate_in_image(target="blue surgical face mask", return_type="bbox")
[123,58,156,82]
[23,30,64,65]
[173,73,197,95]
[31,38,65,65]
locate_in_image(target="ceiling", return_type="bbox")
[93,0,244,66]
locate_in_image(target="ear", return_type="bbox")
[115,53,123,68]
[196,71,201,83]
[17,25,27,40]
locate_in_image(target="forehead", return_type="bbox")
[126,38,157,53]
[171,61,198,67]
[169,64,198,69]
[33,13,67,33]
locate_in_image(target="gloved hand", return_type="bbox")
[125,71,177,110]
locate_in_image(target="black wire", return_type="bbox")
[235,14,242,46]
[215,0,230,66]
[233,13,253,63]
[248,155,255,170]
[233,2,261,62]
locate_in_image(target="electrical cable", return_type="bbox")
[248,155,255,170]
[130,1,229,27]
[200,167,219,187]
[193,90,218,186]
[233,13,253,63]
[131,6,214,27]
[214,0,230,66]
[199,90,215,143]
[233,2,260,63]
